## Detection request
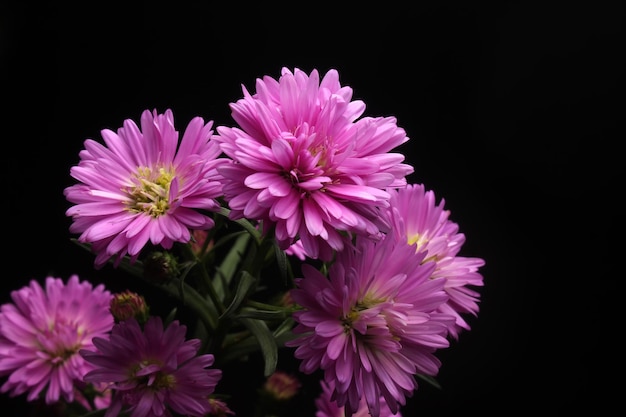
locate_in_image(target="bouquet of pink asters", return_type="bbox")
[0,67,484,417]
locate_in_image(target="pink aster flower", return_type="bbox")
[316,379,402,417]
[286,235,454,417]
[80,316,222,417]
[0,275,114,405]
[385,184,485,339]
[64,108,227,269]
[213,67,414,260]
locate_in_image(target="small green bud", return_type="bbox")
[143,251,179,283]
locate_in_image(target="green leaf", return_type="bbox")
[272,317,296,339]
[239,317,278,376]
[163,307,178,326]
[212,232,251,298]
[235,307,287,321]
[273,241,292,286]
[217,320,295,365]
[220,271,257,319]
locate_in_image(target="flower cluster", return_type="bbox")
[0,67,484,417]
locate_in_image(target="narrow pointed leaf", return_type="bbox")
[235,307,287,321]
[273,241,291,285]
[239,317,277,376]
[220,271,257,319]
[212,232,251,298]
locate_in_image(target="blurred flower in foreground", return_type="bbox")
[214,67,414,260]
[64,108,227,268]
[80,316,222,417]
[385,184,485,339]
[315,379,401,417]
[0,275,113,405]
[287,235,454,417]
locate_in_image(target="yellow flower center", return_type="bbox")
[408,232,438,264]
[126,166,176,217]
[153,372,176,389]
[132,360,177,390]
[40,320,85,367]
[341,293,383,333]
[407,232,428,250]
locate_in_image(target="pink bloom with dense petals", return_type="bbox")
[64,109,227,268]
[385,184,485,339]
[286,235,454,417]
[316,379,402,417]
[213,67,414,260]
[80,316,222,417]
[0,275,114,405]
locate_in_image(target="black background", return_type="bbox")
[1,1,623,416]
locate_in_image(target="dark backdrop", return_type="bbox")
[1,1,623,415]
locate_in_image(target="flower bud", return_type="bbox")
[190,229,214,257]
[110,290,149,324]
[143,251,179,283]
[262,370,301,401]
[279,291,296,308]
[207,398,235,416]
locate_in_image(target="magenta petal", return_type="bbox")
[272,190,300,219]
[315,320,343,337]
[303,199,326,236]
[326,333,348,360]
[244,172,280,189]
